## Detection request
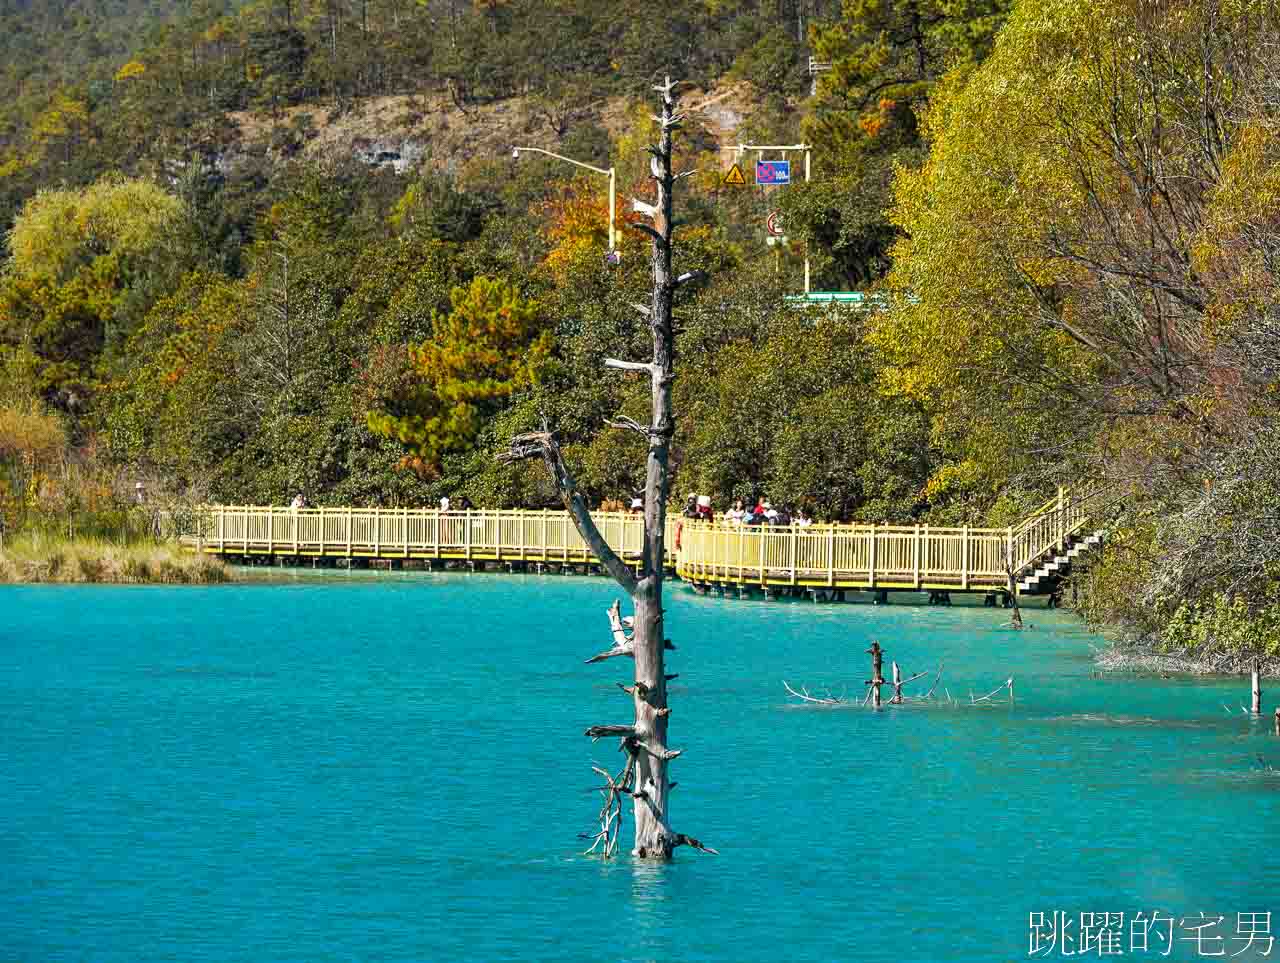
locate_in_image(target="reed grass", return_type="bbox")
[0,533,230,584]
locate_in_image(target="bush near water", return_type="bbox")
[0,1,1278,663]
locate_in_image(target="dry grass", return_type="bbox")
[0,534,230,584]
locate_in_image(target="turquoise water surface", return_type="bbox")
[2,573,1277,961]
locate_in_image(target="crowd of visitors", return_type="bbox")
[286,489,814,525]
[678,493,813,527]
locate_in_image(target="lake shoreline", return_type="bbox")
[1093,636,1278,678]
[0,536,230,585]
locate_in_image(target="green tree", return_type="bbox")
[792,0,1010,287]
[365,276,551,474]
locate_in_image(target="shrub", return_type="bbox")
[1162,593,1280,659]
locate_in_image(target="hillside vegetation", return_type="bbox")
[0,0,1277,661]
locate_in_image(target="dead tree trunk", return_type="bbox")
[500,78,713,861]
[867,642,884,708]
[1004,551,1024,630]
[1252,660,1262,716]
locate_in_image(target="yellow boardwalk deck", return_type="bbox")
[181,488,1098,595]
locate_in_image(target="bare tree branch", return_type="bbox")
[497,431,638,594]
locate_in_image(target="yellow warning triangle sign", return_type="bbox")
[722,163,746,186]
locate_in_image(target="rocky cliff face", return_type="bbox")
[221,82,768,177]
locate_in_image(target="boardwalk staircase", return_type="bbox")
[1009,485,1108,596]
[1017,529,1106,594]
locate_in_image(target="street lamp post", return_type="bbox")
[512,146,616,252]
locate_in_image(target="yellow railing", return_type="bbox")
[184,507,677,564]
[676,522,1011,590]
[182,484,1101,592]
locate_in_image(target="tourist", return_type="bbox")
[682,493,698,518]
[133,481,146,505]
[439,495,451,512]
[762,500,779,523]
[726,499,745,525]
[290,492,306,510]
[772,504,791,526]
[695,495,713,523]
[629,497,643,514]
[795,508,813,528]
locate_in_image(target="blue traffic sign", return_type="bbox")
[755,160,791,185]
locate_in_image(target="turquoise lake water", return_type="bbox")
[2,572,1278,961]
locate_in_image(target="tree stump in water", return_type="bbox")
[866,642,884,708]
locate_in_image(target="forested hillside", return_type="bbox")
[1,0,1278,663]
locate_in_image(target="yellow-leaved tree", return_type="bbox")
[875,0,1211,510]
[1,176,186,410]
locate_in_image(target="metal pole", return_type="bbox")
[608,167,616,252]
[804,146,812,294]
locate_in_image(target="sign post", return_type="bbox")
[725,142,813,293]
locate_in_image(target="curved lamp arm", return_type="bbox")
[513,146,616,252]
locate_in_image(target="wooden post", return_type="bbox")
[758,526,766,585]
[346,508,352,557]
[891,661,903,704]
[913,524,920,588]
[1057,485,1065,549]
[867,642,884,708]
[868,523,877,588]
[790,526,798,585]
[267,507,274,555]
[922,524,930,582]
[1252,660,1262,715]
[465,509,472,560]
[374,507,381,558]
[827,525,835,587]
[961,525,969,590]
[403,506,410,557]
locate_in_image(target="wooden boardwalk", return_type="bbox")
[184,507,675,567]
[181,487,1099,595]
